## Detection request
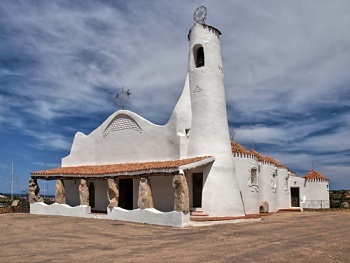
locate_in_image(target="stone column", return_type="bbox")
[28,178,43,203]
[55,179,66,204]
[138,177,154,209]
[172,174,189,212]
[79,179,89,206]
[107,178,119,208]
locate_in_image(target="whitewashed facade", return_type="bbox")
[30,14,329,226]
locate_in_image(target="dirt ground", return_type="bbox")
[1,211,349,263]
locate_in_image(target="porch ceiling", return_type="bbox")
[31,156,215,180]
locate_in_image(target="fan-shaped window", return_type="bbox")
[103,114,143,138]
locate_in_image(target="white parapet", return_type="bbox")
[30,202,91,217]
[107,207,190,227]
[30,203,190,227]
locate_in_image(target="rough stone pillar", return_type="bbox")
[138,177,154,209]
[55,179,66,204]
[107,178,119,208]
[79,179,89,206]
[172,174,189,212]
[28,178,43,203]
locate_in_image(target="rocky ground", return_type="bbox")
[0,211,349,262]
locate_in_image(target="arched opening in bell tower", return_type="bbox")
[193,44,205,68]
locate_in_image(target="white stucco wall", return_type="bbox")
[259,163,279,212]
[92,180,109,212]
[62,111,181,166]
[151,176,174,212]
[288,176,305,208]
[64,180,80,207]
[303,180,329,208]
[233,155,260,215]
[276,168,290,209]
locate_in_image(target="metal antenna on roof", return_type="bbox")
[229,128,235,140]
[251,139,254,150]
[115,87,131,110]
[312,161,315,170]
[266,147,270,156]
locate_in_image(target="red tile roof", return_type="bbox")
[31,156,213,178]
[231,141,286,168]
[303,170,329,181]
[231,141,252,155]
[250,150,266,161]
[264,156,287,168]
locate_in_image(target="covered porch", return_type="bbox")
[29,156,214,227]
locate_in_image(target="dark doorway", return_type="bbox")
[89,182,95,208]
[119,179,133,210]
[192,173,203,208]
[291,187,300,207]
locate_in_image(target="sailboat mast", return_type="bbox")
[11,156,14,200]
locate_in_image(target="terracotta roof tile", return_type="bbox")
[303,170,329,181]
[231,141,252,155]
[250,150,289,169]
[31,156,213,177]
[264,156,287,168]
[250,150,266,161]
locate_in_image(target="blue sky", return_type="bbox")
[0,1,349,195]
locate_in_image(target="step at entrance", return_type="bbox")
[190,208,209,217]
[277,208,301,213]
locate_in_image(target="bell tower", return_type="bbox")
[186,8,244,216]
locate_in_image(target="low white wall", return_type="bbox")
[30,203,190,227]
[108,207,190,227]
[30,202,92,217]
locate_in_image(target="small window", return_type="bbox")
[196,47,204,67]
[251,168,258,185]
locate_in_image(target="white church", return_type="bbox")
[30,8,329,227]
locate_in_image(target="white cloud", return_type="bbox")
[23,129,72,151]
[235,126,287,145]
[301,127,350,153]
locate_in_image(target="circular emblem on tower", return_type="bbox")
[194,6,207,24]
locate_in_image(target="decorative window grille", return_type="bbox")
[251,168,258,185]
